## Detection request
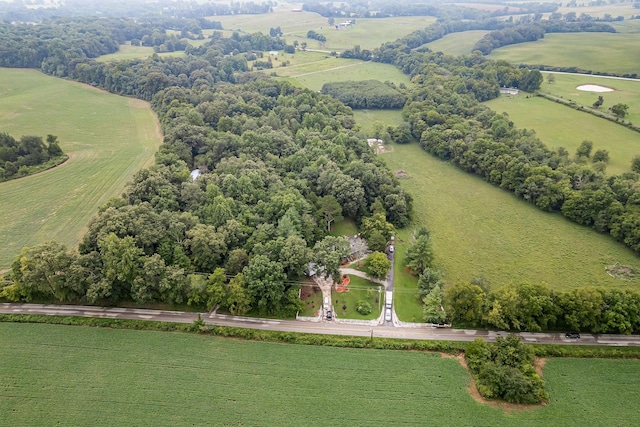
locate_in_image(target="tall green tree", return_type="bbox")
[364,251,391,279]
[243,255,287,314]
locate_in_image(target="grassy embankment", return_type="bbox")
[1,322,639,426]
[354,109,640,321]
[488,32,640,76]
[0,68,162,269]
[485,83,640,176]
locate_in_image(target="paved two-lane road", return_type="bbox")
[2,303,640,346]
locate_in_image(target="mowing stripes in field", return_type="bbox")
[0,69,161,269]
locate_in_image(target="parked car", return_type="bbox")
[326,310,332,320]
[385,308,392,322]
[565,332,580,339]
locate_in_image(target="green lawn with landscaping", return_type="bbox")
[537,72,640,129]
[2,322,640,426]
[484,91,640,176]
[0,68,161,269]
[332,275,383,320]
[488,32,640,76]
[379,142,640,292]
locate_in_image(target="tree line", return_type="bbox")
[320,80,406,110]
[0,134,65,182]
[473,20,616,55]
[0,0,265,22]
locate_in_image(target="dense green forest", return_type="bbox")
[0,133,66,182]
[2,75,412,315]
[321,80,406,109]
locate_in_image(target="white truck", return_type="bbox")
[385,290,393,309]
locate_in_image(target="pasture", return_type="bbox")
[2,322,640,426]
[485,91,640,176]
[263,51,411,91]
[425,30,490,56]
[0,69,161,269]
[96,43,185,62]
[213,5,434,51]
[488,33,640,76]
[380,141,640,293]
[284,16,436,52]
[537,72,640,127]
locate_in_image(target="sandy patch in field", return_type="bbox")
[577,84,614,92]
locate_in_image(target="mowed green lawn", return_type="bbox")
[425,30,490,56]
[2,323,640,426]
[488,32,640,76]
[266,51,411,91]
[485,93,640,176]
[380,142,640,292]
[96,44,185,62]
[0,69,161,269]
[331,275,383,320]
[537,72,640,128]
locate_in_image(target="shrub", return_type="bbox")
[356,300,372,315]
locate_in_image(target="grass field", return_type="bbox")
[0,69,161,269]
[96,44,185,62]
[425,30,490,56]
[537,72,640,128]
[263,51,411,91]
[488,33,640,76]
[213,5,434,51]
[332,275,383,320]
[2,322,640,426]
[485,91,640,176]
[380,142,640,293]
[284,16,436,52]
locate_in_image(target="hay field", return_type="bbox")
[0,69,161,269]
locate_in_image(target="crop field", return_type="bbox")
[485,92,640,176]
[2,323,640,426]
[264,51,411,91]
[425,30,490,56]
[536,72,640,127]
[332,275,383,320]
[0,69,161,269]
[488,33,640,76]
[380,142,640,292]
